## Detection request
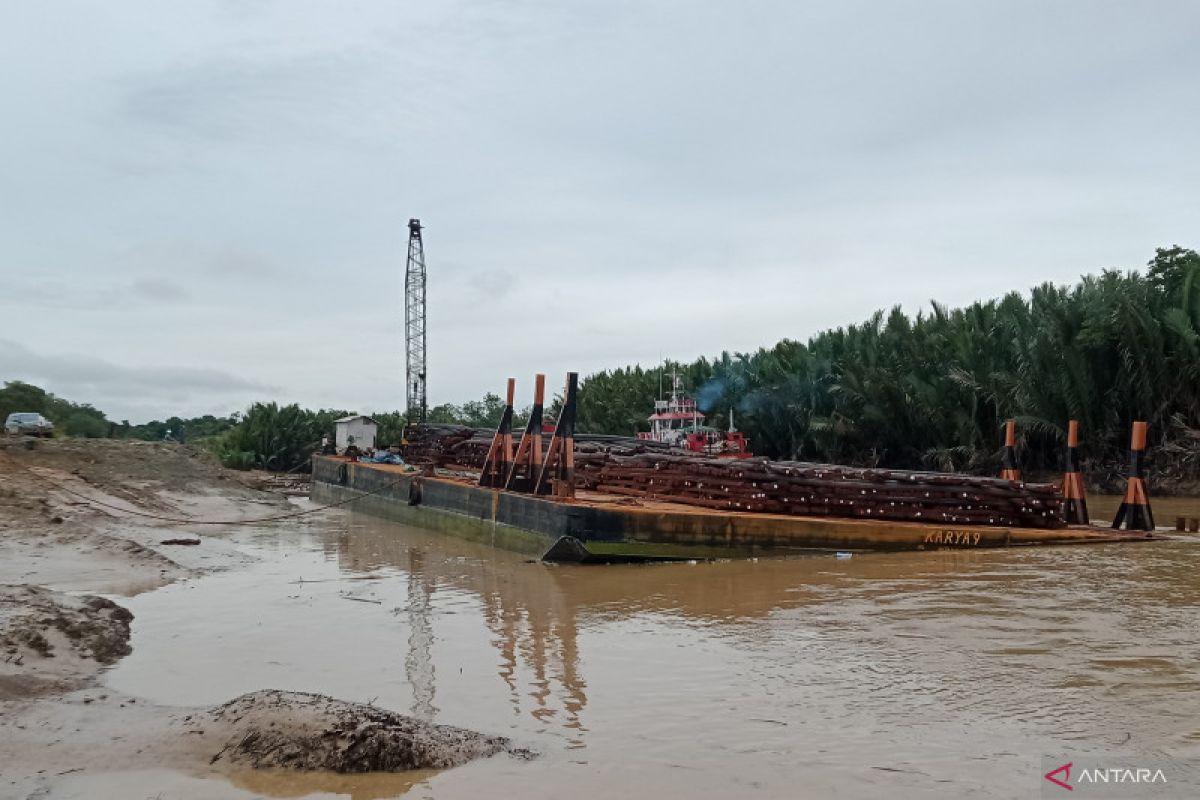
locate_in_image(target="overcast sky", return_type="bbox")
[2,1,1197,422]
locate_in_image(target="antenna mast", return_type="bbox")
[405,218,427,423]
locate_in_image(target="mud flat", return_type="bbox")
[0,438,519,799]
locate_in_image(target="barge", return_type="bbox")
[311,455,1154,562]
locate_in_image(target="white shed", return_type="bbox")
[334,415,377,453]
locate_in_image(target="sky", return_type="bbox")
[1,1,1198,423]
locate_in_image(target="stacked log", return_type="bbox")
[400,425,1064,528]
[400,424,479,465]
[574,453,1064,529]
[402,425,671,468]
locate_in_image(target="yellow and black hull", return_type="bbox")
[312,456,1154,562]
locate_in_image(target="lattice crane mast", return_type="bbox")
[405,218,427,424]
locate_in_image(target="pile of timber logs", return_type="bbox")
[574,453,1064,529]
[401,425,1064,528]
[402,425,672,468]
[401,424,480,465]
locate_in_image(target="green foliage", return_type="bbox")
[427,393,510,428]
[212,403,352,471]
[0,377,377,472]
[114,414,237,442]
[62,411,108,438]
[577,246,1200,479]
[426,393,532,431]
[370,412,408,449]
[0,381,111,438]
[0,381,242,443]
[0,381,51,422]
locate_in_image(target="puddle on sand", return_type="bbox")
[48,768,436,799]
[101,505,1200,799]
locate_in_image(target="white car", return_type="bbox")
[4,412,55,437]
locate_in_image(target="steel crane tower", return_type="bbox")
[405,218,427,423]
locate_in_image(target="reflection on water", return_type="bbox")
[49,767,438,800]
[105,502,1200,799]
[227,767,439,799]
[405,549,437,721]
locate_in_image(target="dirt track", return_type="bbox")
[0,437,517,798]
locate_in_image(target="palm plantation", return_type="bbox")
[577,247,1200,486]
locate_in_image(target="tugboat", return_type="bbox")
[636,373,751,458]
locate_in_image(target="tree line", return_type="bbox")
[0,381,237,442]
[576,246,1200,489]
[6,246,1197,485]
[0,385,405,472]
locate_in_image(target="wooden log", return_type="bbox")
[403,423,1067,528]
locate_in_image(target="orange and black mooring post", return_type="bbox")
[1060,420,1090,525]
[535,372,578,498]
[479,378,516,488]
[505,373,545,492]
[1113,421,1154,532]
[1000,420,1021,481]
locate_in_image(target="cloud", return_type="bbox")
[0,339,276,422]
[0,243,279,311]
[463,269,518,302]
[115,46,419,152]
[130,277,189,301]
[115,241,282,284]
[204,247,278,279]
[0,276,189,310]
[0,0,1197,421]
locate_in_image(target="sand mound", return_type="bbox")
[0,585,133,698]
[202,690,523,772]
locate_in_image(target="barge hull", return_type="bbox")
[312,456,1152,560]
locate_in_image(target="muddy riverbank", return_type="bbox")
[92,504,1200,799]
[0,439,520,799]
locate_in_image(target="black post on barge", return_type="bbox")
[1061,419,1090,525]
[1113,421,1155,532]
[479,377,516,488]
[535,372,578,499]
[506,373,545,492]
[1000,420,1021,482]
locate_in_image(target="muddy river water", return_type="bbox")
[82,497,1200,798]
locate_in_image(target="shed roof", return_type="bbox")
[334,415,378,424]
